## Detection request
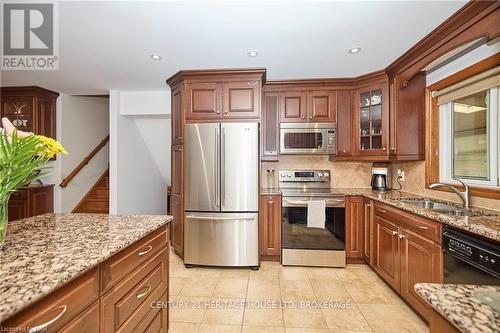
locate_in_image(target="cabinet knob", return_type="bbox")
[382,147,386,151]
[342,150,346,154]
[391,147,396,151]
[224,110,228,114]
[216,110,220,114]
[392,231,398,236]
[301,115,306,119]
[399,234,405,239]
[309,116,313,120]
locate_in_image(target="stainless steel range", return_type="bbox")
[279,170,346,267]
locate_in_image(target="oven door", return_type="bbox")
[282,196,345,251]
[280,123,334,155]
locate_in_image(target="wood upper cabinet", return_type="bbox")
[363,198,372,265]
[307,91,336,122]
[223,81,260,119]
[8,185,54,221]
[0,86,58,139]
[280,90,336,123]
[400,229,442,321]
[261,93,280,160]
[280,91,307,122]
[353,81,389,158]
[171,85,184,145]
[336,90,353,157]
[259,194,281,260]
[373,213,400,290]
[185,82,222,120]
[345,196,364,259]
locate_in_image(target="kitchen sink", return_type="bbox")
[399,199,485,217]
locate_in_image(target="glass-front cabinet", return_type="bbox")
[354,83,389,157]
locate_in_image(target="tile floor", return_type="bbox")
[169,251,429,333]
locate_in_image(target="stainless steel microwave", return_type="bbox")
[280,123,336,155]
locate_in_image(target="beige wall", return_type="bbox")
[261,156,372,189]
[391,161,500,211]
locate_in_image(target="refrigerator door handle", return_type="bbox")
[214,127,220,209]
[221,127,226,207]
[185,215,255,221]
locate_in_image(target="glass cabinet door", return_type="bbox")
[359,89,384,152]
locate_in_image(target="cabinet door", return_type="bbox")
[280,92,307,122]
[59,302,99,333]
[171,85,184,145]
[222,81,260,119]
[353,83,389,157]
[336,90,352,157]
[1,95,35,133]
[8,200,28,221]
[345,196,364,259]
[307,91,336,122]
[363,198,372,265]
[37,96,56,138]
[171,194,184,258]
[185,82,222,121]
[29,186,54,217]
[400,229,443,321]
[171,145,183,197]
[259,195,281,259]
[262,93,280,160]
[373,215,400,290]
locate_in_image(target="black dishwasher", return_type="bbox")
[443,227,500,285]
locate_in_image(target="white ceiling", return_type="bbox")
[1,1,466,95]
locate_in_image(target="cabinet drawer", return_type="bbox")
[101,227,167,292]
[58,302,99,333]
[4,268,99,333]
[101,247,168,333]
[10,189,27,200]
[374,203,441,243]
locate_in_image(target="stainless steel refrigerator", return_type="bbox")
[184,122,259,267]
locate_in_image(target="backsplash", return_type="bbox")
[391,161,500,211]
[261,156,372,189]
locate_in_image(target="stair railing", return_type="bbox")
[59,135,109,188]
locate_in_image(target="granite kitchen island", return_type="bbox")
[0,213,172,332]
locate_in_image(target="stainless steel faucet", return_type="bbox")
[429,179,470,209]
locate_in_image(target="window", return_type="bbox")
[439,86,499,187]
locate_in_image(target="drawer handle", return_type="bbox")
[379,209,387,213]
[136,285,152,299]
[138,245,153,256]
[416,225,428,230]
[29,305,67,333]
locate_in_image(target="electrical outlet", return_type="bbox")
[397,168,405,181]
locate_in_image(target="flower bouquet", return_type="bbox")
[0,117,67,249]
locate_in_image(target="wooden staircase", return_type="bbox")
[72,169,109,213]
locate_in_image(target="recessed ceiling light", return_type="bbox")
[247,50,259,57]
[348,47,362,54]
[150,54,162,60]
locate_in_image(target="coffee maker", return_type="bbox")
[371,163,391,191]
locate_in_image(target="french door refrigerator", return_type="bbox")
[184,122,259,267]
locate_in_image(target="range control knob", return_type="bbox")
[324,172,330,178]
[317,172,323,178]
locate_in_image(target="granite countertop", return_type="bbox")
[260,187,500,241]
[0,213,172,322]
[415,283,500,333]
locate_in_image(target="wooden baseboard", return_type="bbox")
[260,255,280,262]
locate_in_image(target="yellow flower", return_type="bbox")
[35,135,68,158]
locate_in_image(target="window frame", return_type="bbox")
[438,87,499,188]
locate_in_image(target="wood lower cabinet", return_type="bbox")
[345,196,364,259]
[8,185,54,221]
[372,202,443,322]
[2,226,170,333]
[170,194,184,258]
[259,194,281,260]
[362,198,372,265]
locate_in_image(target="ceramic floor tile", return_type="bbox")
[169,277,186,296]
[202,298,245,326]
[246,279,281,300]
[280,267,310,281]
[169,297,210,323]
[310,278,354,303]
[344,281,390,304]
[168,321,200,333]
[307,267,341,281]
[357,304,420,332]
[322,305,371,331]
[280,279,316,301]
[179,277,217,297]
[198,324,242,333]
[242,325,285,333]
[218,268,251,279]
[213,278,249,298]
[285,328,331,333]
[283,308,328,329]
[243,308,284,327]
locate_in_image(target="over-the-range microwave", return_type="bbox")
[280,123,336,155]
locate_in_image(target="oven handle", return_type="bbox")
[282,198,345,208]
